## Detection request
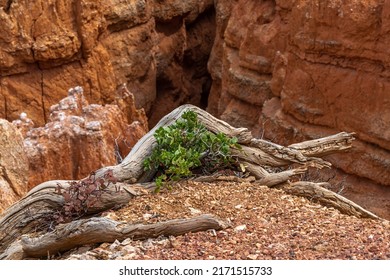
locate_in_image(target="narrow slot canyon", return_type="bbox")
[148,6,216,127]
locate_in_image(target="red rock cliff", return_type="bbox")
[0,1,389,219]
[0,0,215,127]
[208,0,390,219]
[0,0,215,211]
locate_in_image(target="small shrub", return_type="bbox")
[54,170,118,224]
[143,110,240,191]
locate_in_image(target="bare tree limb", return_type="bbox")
[281,181,381,220]
[21,214,230,258]
[288,132,355,157]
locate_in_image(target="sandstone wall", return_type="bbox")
[1,1,389,219]
[20,86,148,189]
[0,0,215,209]
[208,0,390,219]
[0,0,215,127]
[0,85,147,210]
[0,119,28,213]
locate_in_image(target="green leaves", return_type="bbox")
[143,110,240,191]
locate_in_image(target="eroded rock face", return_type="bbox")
[0,119,29,213]
[1,1,389,219]
[207,0,390,219]
[147,0,215,127]
[0,0,116,126]
[21,86,147,189]
[0,1,216,212]
[0,0,215,127]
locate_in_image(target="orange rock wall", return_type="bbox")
[0,85,147,210]
[21,87,148,189]
[1,1,389,219]
[208,0,390,219]
[0,0,215,209]
[0,119,28,213]
[0,0,215,127]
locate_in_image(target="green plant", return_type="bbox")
[54,170,118,224]
[143,110,240,191]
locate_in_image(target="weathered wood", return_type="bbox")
[0,180,68,256]
[281,181,381,220]
[95,104,253,183]
[0,181,137,257]
[256,167,307,187]
[288,132,355,157]
[193,175,256,183]
[0,240,23,260]
[102,105,352,183]
[250,138,332,168]
[21,214,230,258]
[90,104,354,187]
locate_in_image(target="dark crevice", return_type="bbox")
[32,42,47,124]
[73,0,86,60]
[149,6,216,128]
[155,15,186,36]
[185,6,215,29]
[106,19,152,35]
[71,137,82,179]
[200,78,212,108]
[3,0,13,13]
[2,90,7,120]
[39,70,47,124]
[0,166,18,196]
[182,6,216,110]
[30,10,47,125]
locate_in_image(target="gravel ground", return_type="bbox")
[63,180,390,260]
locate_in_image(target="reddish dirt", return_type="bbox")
[60,180,390,260]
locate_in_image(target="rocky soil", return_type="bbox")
[59,180,390,260]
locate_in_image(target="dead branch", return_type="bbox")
[0,181,137,257]
[281,181,380,220]
[21,214,230,258]
[288,132,355,157]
